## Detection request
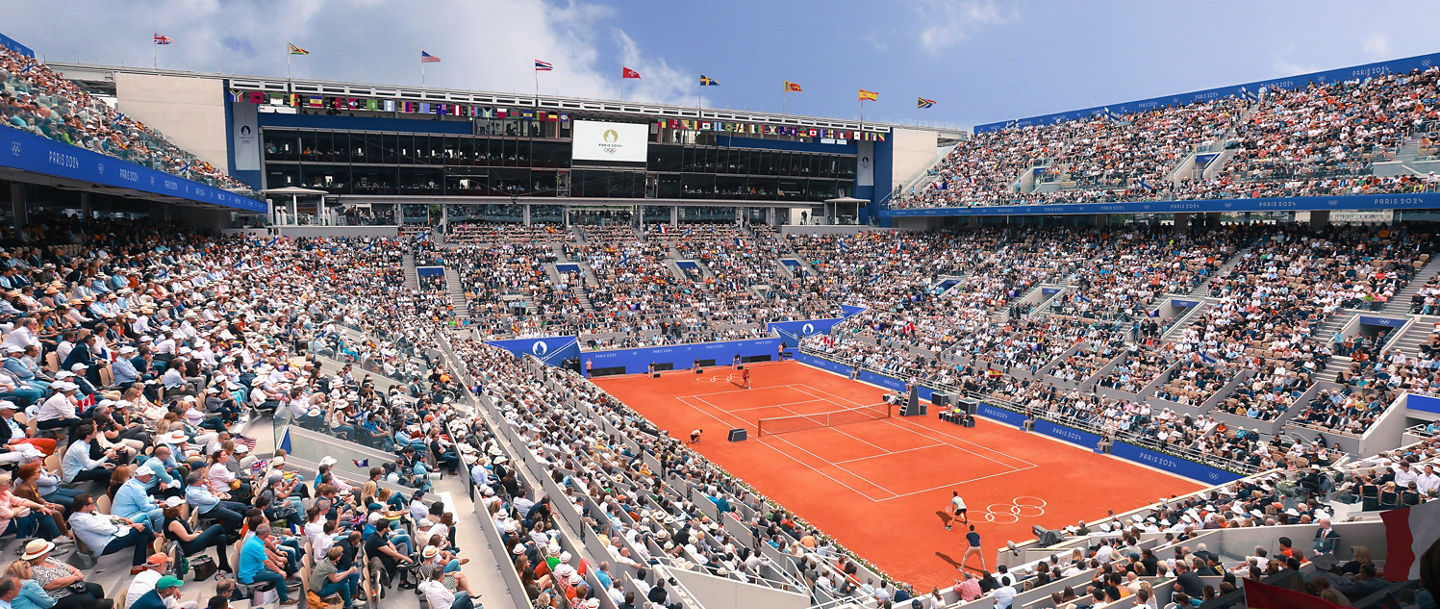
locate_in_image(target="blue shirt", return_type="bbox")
[112,478,157,519]
[9,579,55,609]
[238,534,270,584]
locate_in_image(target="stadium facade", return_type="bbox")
[48,62,962,229]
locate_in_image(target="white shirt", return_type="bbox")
[993,585,1016,609]
[1416,472,1440,496]
[416,579,455,609]
[951,495,967,511]
[125,569,164,609]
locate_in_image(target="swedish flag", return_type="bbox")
[699,75,718,86]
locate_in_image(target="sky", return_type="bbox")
[7,0,1438,130]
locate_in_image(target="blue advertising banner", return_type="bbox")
[0,125,266,212]
[1170,299,1199,308]
[486,336,580,367]
[1409,394,1440,415]
[975,402,1027,426]
[934,278,961,293]
[1041,287,1061,295]
[840,305,867,318]
[1358,316,1407,328]
[582,338,781,375]
[1110,442,1244,484]
[767,318,844,345]
[795,352,853,376]
[556,263,581,274]
[1034,419,1102,449]
[416,266,445,277]
[882,193,1440,219]
[0,33,33,57]
[975,52,1440,133]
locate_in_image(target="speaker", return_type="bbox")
[652,372,661,378]
[736,364,744,370]
[932,391,951,409]
[961,398,979,416]
[695,368,704,374]
[727,428,748,442]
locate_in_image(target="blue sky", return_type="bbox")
[9,0,1438,129]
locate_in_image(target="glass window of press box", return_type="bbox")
[262,129,855,200]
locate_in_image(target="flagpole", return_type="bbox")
[421,63,426,88]
[152,35,157,68]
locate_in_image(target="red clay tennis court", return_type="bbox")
[593,360,1203,587]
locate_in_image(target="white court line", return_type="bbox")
[786,383,1015,469]
[725,398,833,414]
[792,383,1039,470]
[831,442,947,465]
[676,395,754,432]
[675,391,894,502]
[760,433,902,498]
[688,384,811,398]
[751,437,889,502]
[874,465,1041,502]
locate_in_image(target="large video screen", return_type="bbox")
[571,120,649,163]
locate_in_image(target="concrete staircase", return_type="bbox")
[1312,311,1357,344]
[1387,315,1439,356]
[1161,301,1211,340]
[403,253,419,290]
[443,267,469,322]
[1190,247,1251,297]
[1380,257,1440,314]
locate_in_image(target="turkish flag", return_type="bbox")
[622,67,641,79]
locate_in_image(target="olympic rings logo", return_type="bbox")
[982,496,1047,524]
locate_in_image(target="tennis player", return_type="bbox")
[689,428,703,443]
[947,491,968,529]
[960,525,987,572]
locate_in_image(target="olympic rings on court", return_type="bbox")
[982,496,1047,524]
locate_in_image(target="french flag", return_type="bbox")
[1382,499,1440,581]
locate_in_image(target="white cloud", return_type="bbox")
[916,0,1015,55]
[8,0,688,104]
[1363,32,1390,59]
[612,29,700,106]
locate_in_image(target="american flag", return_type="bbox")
[153,33,173,45]
[421,51,441,63]
[534,60,553,71]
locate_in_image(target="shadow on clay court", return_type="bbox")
[934,551,963,570]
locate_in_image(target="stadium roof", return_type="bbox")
[50,62,969,143]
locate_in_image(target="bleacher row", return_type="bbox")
[893,67,1440,209]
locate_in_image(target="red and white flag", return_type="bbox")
[622,67,641,79]
[1382,498,1440,581]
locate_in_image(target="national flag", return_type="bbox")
[699,75,718,86]
[1138,177,1155,191]
[658,224,668,234]
[288,43,309,55]
[784,81,802,93]
[534,60,553,71]
[421,51,441,63]
[360,242,375,253]
[19,65,31,75]
[622,67,641,79]
[353,459,369,468]
[1383,499,1440,580]
[734,238,746,248]
[153,33,173,45]
[917,97,936,109]
[986,369,1003,377]
[858,89,878,101]
[1243,579,1345,609]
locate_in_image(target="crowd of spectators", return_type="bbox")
[893,67,1440,209]
[0,47,247,192]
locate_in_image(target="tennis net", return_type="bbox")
[756,403,893,437]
